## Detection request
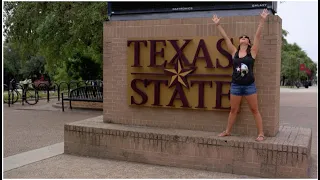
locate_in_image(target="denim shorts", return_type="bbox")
[230,82,257,96]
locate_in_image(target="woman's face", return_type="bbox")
[239,35,250,45]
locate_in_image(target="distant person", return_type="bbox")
[212,9,269,141]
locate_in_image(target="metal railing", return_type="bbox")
[3,80,103,106]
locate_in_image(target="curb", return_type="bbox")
[52,102,102,111]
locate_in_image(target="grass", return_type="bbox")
[280,86,296,88]
[3,90,60,102]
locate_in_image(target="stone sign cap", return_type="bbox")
[108,2,277,21]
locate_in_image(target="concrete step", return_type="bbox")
[64,116,312,178]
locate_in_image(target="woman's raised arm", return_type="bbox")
[212,14,237,57]
[251,9,269,59]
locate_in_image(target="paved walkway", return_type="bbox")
[280,86,318,93]
[4,149,254,179]
[3,87,318,178]
[4,143,64,172]
[3,101,102,157]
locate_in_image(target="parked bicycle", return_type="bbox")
[3,79,103,106]
[3,79,39,105]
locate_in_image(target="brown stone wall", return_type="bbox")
[103,15,282,136]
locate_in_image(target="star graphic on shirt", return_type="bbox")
[164,60,196,89]
[236,67,241,72]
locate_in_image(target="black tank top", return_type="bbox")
[231,51,255,85]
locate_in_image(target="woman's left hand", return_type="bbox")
[260,9,269,20]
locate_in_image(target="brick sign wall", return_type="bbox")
[103,16,282,136]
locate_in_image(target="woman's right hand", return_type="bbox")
[212,14,237,56]
[212,14,221,26]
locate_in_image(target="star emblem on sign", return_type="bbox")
[164,60,196,89]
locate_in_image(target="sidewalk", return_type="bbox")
[3,143,318,179]
[4,151,255,179]
[3,103,102,158]
[280,86,318,93]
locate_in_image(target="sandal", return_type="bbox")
[218,131,231,137]
[255,135,265,141]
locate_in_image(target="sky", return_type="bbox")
[276,1,318,63]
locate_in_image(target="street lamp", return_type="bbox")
[297,58,301,83]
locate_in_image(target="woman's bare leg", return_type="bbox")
[244,93,264,140]
[219,95,242,136]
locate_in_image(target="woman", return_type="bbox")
[212,9,269,141]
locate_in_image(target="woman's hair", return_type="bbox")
[237,35,252,55]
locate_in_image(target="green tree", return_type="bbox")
[3,43,22,84]
[4,42,48,84]
[281,29,317,86]
[3,2,107,82]
[20,56,46,81]
[282,29,289,46]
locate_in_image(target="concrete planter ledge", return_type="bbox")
[64,116,312,178]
